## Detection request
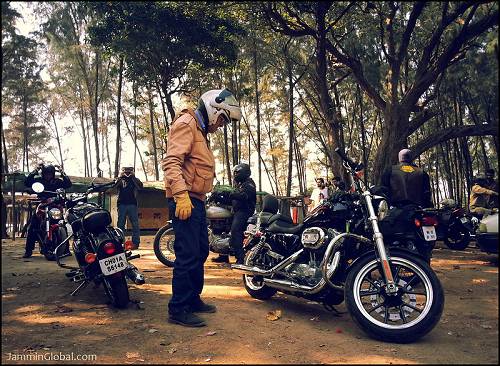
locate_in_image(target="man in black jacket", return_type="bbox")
[380,149,433,208]
[114,167,143,249]
[23,164,72,258]
[212,163,256,264]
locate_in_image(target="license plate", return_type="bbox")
[422,226,437,241]
[99,253,128,275]
[460,217,469,224]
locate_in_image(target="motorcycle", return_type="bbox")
[31,177,145,308]
[153,185,237,267]
[231,148,444,343]
[426,199,476,250]
[30,193,70,261]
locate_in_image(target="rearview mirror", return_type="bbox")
[98,161,109,173]
[32,182,45,193]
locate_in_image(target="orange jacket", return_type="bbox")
[162,109,215,201]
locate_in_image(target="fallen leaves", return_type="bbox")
[54,305,73,313]
[266,310,282,321]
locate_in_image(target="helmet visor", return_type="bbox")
[218,89,239,106]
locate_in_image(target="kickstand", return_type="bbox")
[323,303,346,316]
[70,280,89,296]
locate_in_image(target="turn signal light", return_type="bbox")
[124,240,134,251]
[103,242,116,255]
[414,219,421,227]
[85,253,97,264]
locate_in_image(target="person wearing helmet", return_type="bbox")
[212,163,256,264]
[380,148,433,208]
[469,175,498,217]
[162,88,242,327]
[23,163,72,258]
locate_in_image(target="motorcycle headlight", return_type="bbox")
[48,208,62,220]
[377,199,389,220]
[301,227,326,250]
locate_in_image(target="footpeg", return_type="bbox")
[125,266,145,285]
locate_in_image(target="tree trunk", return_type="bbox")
[121,107,148,181]
[114,56,124,177]
[372,105,410,184]
[2,126,8,173]
[286,60,294,197]
[50,111,64,170]
[164,92,176,122]
[93,51,101,177]
[22,95,29,171]
[252,35,262,191]
[78,107,89,176]
[148,87,160,180]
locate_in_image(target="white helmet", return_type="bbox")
[198,88,242,126]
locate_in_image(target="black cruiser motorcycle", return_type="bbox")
[31,177,145,309]
[231,149,444,343]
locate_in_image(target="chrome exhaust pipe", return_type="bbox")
[231,249,304,276]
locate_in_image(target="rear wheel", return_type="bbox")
[444,225,471,250]
[242,245,277,300]
[103,276,130,308]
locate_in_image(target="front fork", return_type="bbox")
[362,191,398,294]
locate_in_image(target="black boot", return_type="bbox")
[22,251,32,258]
[190,300,217,313]
[168,311,206,327]
[211,255,229,263]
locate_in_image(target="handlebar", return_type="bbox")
[335,148,363,172]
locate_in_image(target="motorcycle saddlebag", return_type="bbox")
[82,209,112,233]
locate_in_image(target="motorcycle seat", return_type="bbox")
[267,219,303,234]
[269,213,293,225]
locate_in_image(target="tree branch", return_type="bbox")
[412,123,499,158]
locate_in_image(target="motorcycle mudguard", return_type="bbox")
[346,247,428,275]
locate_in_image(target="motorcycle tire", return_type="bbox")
[103,276,130,308]
[153,224,176,267]
[444,226,471,250]
[44,227,68,261]
[344,251,444,343]
[242,246,277,300]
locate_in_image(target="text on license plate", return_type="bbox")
[99,253,128,275]
[422,226,437,241]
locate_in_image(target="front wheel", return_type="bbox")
[153,224,176,267]
[444,225,471,250]
[345,252,444,343]
[103,276,130,308]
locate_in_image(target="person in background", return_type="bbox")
[114,167,143,250]
[484,168,499,208]
[23,164,72,258]
[310,177,329,210]
[163,88,242,327]
[212,163,256,265]
[380,148,433,208]
[469,175,498,218]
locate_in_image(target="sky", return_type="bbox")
[7,2,325,195]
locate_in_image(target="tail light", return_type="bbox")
[124,240,134,251]
[414,219,421,227]
[422,216,438,226]
[103,242,116,255]
[85,253,97,264]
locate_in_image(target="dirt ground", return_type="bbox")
[1,236,498,364]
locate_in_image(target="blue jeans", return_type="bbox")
[117,204,140,246]
[167,198,209,314]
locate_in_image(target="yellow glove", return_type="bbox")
[174,191,194,220]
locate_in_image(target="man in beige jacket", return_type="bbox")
[163,88,242,327]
